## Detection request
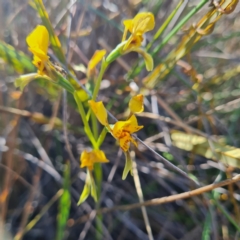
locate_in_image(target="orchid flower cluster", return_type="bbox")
[17,12,155,203]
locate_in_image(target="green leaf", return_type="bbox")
[171,130,240,168]
[14,67,74,94]
[0,40,35,73]
[106,41,125,64]
[89,170,98,202]
[78,169,98,205]
[56,163,71,240]
[202,212,211,240]
[14,73,38,91]
[48,67,75,93]
[77,181,91,205]
[122,151,133,180]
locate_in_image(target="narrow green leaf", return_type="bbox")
[202,212,211,240]
[78,169,98,205]
[56,163,71,240]
[15,67,75,94]
[14,73,38,91]
[89,170,98,202]
[122,151,133,180]
[77,182,91,205]
[51,70,75,93]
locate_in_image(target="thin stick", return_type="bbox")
[187,97,240,124]
[0,94,24,235]
[132,152,154,240]
[75,174,240,224]
[138,112,209,138]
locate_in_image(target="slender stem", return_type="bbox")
[55,77,75,93]
[92,59,108,101]
[75,174,240,224]
[74,92,97,149]
[91,113,98,140]
[24,190,63,234]
[87,59,108,122]
[96,128,108,148]
[89,60,108,239]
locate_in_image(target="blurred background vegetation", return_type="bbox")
[0,0,240,239]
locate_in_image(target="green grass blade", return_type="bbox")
[148,0,184,51]
[0,41,35,73]
[202,212,211,240]
[56,163,71,240]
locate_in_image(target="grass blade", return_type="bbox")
[56,163,71,240]
[0,41,35,73]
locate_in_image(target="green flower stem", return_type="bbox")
[74,91,98,149]
[90,59,109,239]
[86,58,109,122]
[91,113,98,141]
[92,58,108,101]
[89,59,108,139]
[48,66,75,93]
[128,0,209,78]
[55,77,75,93]
[96,127,108,148]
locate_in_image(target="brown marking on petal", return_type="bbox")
[121,140,129,151]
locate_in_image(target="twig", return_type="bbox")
[23,189,63,234]
[137,137,199,187]
[0,93,24,235]
[187,97,240,124]
[138,112,209,138]
[132,151,154,240]
[75,174,240,224]
[14,168,41,240]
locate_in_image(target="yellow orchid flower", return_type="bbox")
[106,12,155,71]
[88,100,143,179]
[112,115,143,152]
[122,12,155,51]
[78,149,109,204]
[88,100,143,152]
[88,99,143,180]
[80,149,109,171]
[26,25,50,75]
[129,94,144,113]
[18,25,75,93]
[87,49,106,77]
